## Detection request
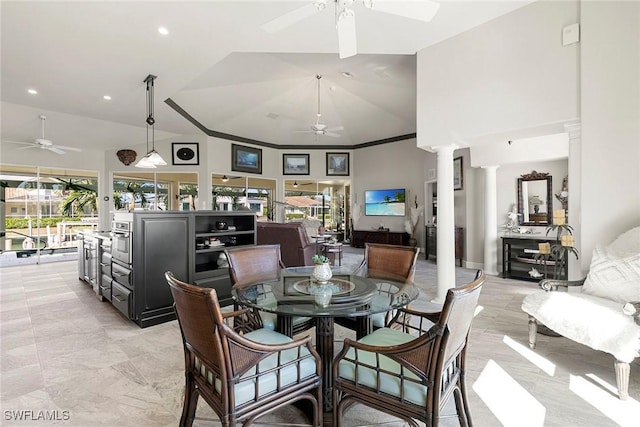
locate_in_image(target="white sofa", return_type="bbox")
[521,227,640,400]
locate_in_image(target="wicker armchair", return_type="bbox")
[332,272,486,427]
[165,271,323,427]
[225,244,314,335]
[335,243,420,338]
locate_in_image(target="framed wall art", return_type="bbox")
[454,156,463,190]
[232,144,262,174]
[283,153,310,175]
[172,142,199,165]
[326,152,349,176]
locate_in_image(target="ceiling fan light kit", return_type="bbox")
[135,74,167,168]
[262,0,440,59]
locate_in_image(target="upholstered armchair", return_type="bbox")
[256,222,315,266]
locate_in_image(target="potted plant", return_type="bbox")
[311,254,332,284]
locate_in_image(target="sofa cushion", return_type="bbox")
[582,244,640,304]
[522,291,640,363]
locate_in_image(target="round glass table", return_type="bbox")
[232,265,419,413]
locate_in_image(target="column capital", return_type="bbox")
[564,122,582,140]
[430,144,458,156]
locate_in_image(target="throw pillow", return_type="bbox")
[582,244,640,304]
[608,226,640,255]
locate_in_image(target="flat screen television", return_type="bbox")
[364,188,406,216]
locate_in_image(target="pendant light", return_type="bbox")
[135,74,166,168]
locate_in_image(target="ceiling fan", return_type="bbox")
[261,0,440,58]
[295,75,343,139]
[6,115,82,155]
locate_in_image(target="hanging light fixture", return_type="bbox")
[135,74,166,168]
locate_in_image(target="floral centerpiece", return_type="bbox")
[311,254,332,283]
[312,254,329,264]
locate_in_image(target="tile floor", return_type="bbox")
[1,248,638,426]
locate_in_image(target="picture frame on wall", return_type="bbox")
[283,154,310,175]
[232,144,262,174]
[326,152,349,176]
[454,156,463,190]
[172,142,200,165]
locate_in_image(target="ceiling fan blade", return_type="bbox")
[46,146,66,155]
[54,145,82,152]
[324,132,341,138]
[261,3,321,34]
[337,10,357,59]
[369,0,440,23]
[15,145,38,150]
[325,126,344,132]
[4,139,30,145]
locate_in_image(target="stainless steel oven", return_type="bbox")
[111,220,132,265]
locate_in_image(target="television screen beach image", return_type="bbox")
[365,188,406,216]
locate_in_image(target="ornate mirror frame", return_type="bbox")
[517,171,553,226]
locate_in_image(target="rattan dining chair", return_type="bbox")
[165,271,323,427]
[336,243,420,337]
[225,244,314,335]
[332,271,486,427]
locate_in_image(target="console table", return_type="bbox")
[501,234,567,281]
[351,230,409,248]
[424,225,464,267]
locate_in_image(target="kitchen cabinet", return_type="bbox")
[191,211,257,306]
[501,235,567,281]
[425,226,464,267]
[132,212,191,328]
[78,232,111,298]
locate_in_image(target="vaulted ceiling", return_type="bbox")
[1,1,533,153]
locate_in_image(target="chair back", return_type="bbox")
[360,243,420,282]
[165,271,224,374]
[436,271,485,369]
[225,244,283,287]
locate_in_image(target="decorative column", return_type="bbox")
[564,122,582,279]
[432,144,457,303]
[482,165,499,275]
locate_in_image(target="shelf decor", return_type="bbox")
[533,209,579,279]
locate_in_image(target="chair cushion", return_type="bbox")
[337,328,427,406]
[582,244,640,304]
[522,291,640,363]
[209,328,317,406]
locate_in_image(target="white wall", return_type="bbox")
[353,138,431,246]
[580,0,640,271]
[416,0,579,147]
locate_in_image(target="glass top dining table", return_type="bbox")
[232,265,420,414]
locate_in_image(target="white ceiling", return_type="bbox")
[1,1,534,152]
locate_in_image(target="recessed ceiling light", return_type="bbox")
[27,88,38,95]
[341,71,353,78]
[158,27,169,35]
[103,95,112,101]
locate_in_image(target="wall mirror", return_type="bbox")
[517,171,552,225]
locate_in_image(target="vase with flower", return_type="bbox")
[311,254,332,284]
